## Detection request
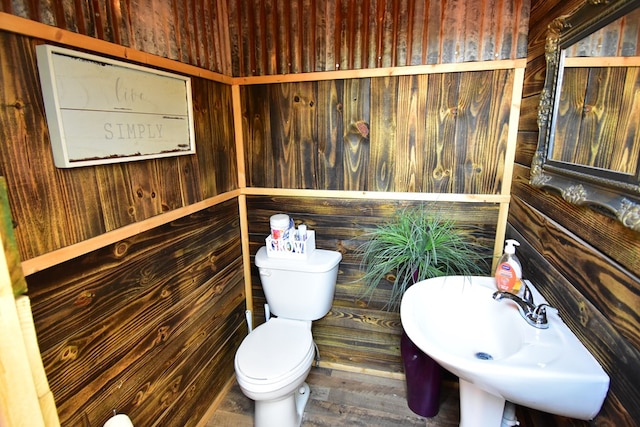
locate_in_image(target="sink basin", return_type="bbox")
[400,276,609,427]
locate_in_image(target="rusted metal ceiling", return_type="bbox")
[1,0,530,76]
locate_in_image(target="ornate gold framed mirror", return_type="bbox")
[531,0,640,231]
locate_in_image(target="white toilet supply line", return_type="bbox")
[245,310,253,333]
[313,342,321,367]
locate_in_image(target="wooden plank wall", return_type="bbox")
[510,0,640,425]
[242,71,514,192]
[1,0,530,425]
[240,64,520,373]
[0,22,241,427]
[0,31,237,260]
[564,7,640,58]
[246,197,497,374]
[554,66,640,173]
[554,10,640,174]
[27,199,246,426]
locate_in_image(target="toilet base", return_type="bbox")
[255,382,311,427]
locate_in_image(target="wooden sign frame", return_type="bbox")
[36,44,196,168]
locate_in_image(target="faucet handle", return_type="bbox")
[534,303,556,314]
[521,282,534,305]
[533,303,556,327]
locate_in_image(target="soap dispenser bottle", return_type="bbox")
[495,239,523,294]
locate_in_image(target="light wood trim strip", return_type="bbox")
[20,191,241,276]
[501,67,525,197]
[233,59,527,85]
[564,55,640,67]
[231,85,253,316]
[493,202,511,273]
[21,188,507,276]
[232,85,247,188]
[241,187,510,203]
[491,67,524,271]
[237,195,253,315]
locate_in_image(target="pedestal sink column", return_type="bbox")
[459,379,506,427]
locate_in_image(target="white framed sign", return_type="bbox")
[36,44,196,168]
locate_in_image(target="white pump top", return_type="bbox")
[504,239,520,255]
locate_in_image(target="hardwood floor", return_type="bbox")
[205,366,571,427]
[205,367,461,426]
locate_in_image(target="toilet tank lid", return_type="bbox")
[255,247,342,273]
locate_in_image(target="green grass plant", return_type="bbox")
[358,206,489,311]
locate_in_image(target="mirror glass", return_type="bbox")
[532,0,640,231]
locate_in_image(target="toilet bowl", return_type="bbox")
[234,246,342,427]
[235,318,315,427]
[235,318,315,399]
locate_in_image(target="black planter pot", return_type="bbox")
[401,330,443,417]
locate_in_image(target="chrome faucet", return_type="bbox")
[492,283,552,329]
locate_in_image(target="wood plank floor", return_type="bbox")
[205,367,570,427]
[205,367,461,426]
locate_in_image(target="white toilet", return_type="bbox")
[234,246,342,427]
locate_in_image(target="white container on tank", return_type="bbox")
[269,214,292,240]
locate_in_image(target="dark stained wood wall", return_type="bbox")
[511,0,640,425]
[564,7,640,58]
[0,20,240,427]
[27,199,245,426]
[0,31,237,260]
[1,0,531,425]
[231,0,529,378]
[246,197,496,374]
[553,66,640,173]
[239,65,519,374]
[242,70,514,192]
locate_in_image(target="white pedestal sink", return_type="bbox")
[400,276,609,427]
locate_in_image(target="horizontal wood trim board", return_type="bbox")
[564,56,640,67]
[20,190,241,276]
[234,59,527,84]
[241,188,511,203]
[21,188,507,276]
[317,361,405,381]
[0,12,525,87]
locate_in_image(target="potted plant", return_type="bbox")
[357,205,489,417]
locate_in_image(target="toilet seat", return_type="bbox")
[235,318,314,390]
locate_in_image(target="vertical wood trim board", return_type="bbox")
[493,66,526,269]
[232,84,247,188]
[238,194,253,315]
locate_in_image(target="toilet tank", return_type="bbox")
[255,247,342,321]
